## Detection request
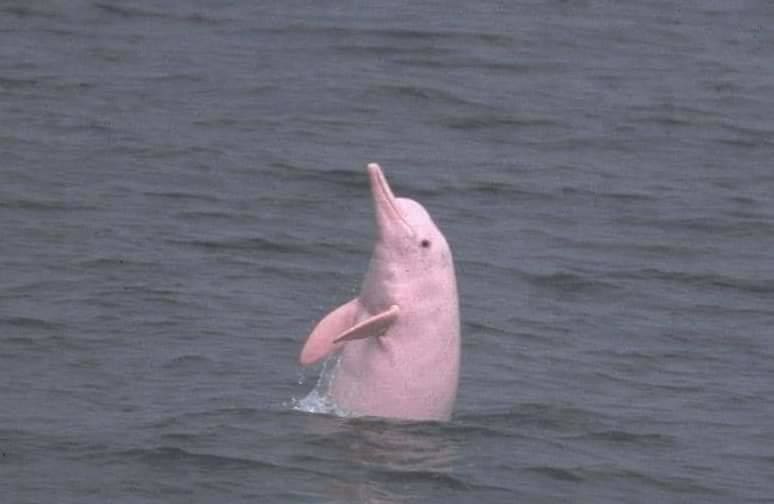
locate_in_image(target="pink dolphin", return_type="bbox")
[299,163,460,421]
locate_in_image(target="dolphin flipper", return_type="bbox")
[333,305,399,343]
[299,302,400,367]
[299,298,359,366]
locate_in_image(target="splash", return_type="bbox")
[290,355,349,417]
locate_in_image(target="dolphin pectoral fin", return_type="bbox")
[333,305,400,344]
[299,298,359,367]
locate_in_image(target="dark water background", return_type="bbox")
[2,1,773,502]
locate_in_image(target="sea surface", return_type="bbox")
[1,1,773,503]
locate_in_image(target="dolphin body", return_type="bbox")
[299,163,460,422]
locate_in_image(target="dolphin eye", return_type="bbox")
[420,239,431,248]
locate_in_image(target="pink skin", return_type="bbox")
[299,163,460,421]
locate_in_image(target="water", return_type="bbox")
[2,1,773,502]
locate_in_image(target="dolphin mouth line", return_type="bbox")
[368,163,414,236]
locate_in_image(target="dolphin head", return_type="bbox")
[365,163,454,297]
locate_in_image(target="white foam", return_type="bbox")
[290,356,349,417]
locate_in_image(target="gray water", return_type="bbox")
[2,1,773,502]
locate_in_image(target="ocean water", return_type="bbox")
[2,1,773,502]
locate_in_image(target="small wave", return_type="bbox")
[449,415,530,440]
[464,180,551,200]
[161,354,213,370]
[443,113,560,131]
[143,407,265,431]
[94,3,160,19]
[75,256,156,268]
[119,446,274,470]
[267,24,512,46]
[167,236,299,254]
[526,464,719,495]
[367,467,472,491]
[525,271,621,298]
[1,5,57,19]
[1,316,66,331]
[457,402,609,434]
[717,121,774,148]
[398,58,535,74]
[526,465,584,482]
[93,3,221,25]
[617,268,774,296]
[335,44,454,59]
[177,209,251,222]
[580,430,675,447]
[0,77,40,90]
[368,83,479,109]
[142,190,220,204]
[0,197,96,212]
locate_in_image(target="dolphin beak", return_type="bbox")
[368,163,414,239]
